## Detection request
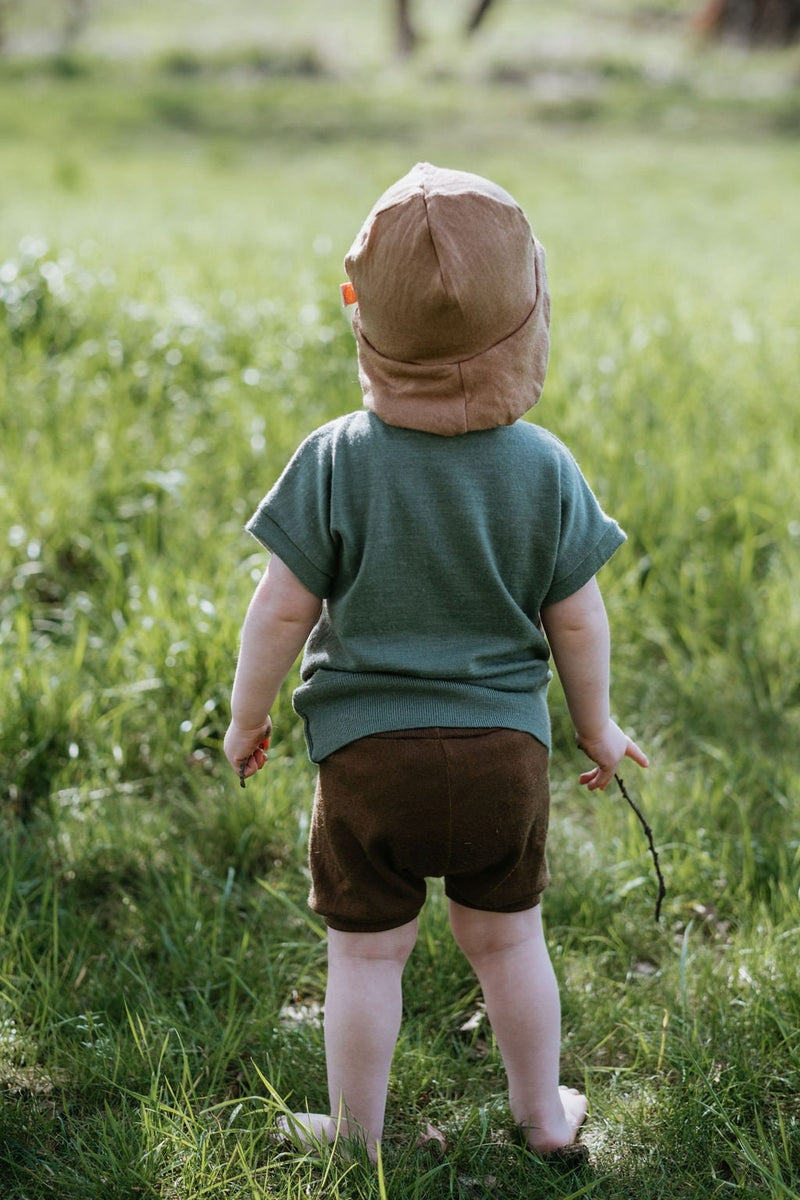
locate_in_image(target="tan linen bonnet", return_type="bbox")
[344,162,550,437]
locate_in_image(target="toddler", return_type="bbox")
[224,162,648,1161]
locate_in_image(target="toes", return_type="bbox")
[541,1143,591,1167]
[274,1112,330,1153]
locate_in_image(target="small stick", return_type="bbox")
[239,737,270,789]
[615,773,666,923]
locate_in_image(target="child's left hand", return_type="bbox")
[224,718,271,785]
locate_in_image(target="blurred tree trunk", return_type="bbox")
[465,0,497,34]
[394,0,500,57]
[395,0,417,56]
[61,0,92,49]
[693,0,800,44]
[0,0,91,54]
[0,0,17,53]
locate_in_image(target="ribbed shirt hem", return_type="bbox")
[294,671,552,762]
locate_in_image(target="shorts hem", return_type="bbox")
[444,890,544,914]
[314,908,423,934]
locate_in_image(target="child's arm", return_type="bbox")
[223,554,322,781]
[540,576,648,790]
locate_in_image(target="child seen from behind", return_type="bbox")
[224,163,648,1161]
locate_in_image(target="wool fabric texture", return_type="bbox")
[309,728,552,932]
[344,162,550,437]
[246,411,625,762]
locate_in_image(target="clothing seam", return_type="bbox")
[457,362,468,429]
[356,302,537,370]
[437,734,456,876]
[247,514,334,593]
[544,525,626,606]
[420,173,454,309]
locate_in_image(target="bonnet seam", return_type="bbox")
[420,169,457,309]
[457,363,469,432]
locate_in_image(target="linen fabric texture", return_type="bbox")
[344,162,550,437]
[309,727,551,932]
[245,410,625,763]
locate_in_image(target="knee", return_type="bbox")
[449,902,543,965]
[329,918,418,969]
[380,919,418,966]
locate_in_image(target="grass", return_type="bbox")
[1,2,800,1196]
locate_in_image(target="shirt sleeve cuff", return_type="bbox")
[245,512,335,599]
[542,523,626,607]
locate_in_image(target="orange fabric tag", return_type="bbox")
[340,281,357,306]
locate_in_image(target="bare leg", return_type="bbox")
[449,901,587,1153]
[278,919,417,1160]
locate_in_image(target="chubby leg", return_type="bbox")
[278,919,418,1160]
[449,901,587,1154]
[325,920,418,1149]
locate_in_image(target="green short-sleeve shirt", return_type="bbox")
[247,411,625,761]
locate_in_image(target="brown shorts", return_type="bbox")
[308,727,550,933]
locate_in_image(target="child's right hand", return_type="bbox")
[224,717,271,784]
[576,720,649,791]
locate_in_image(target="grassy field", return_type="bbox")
[2,2,800,1197]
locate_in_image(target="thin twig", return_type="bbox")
[615,773,666,923]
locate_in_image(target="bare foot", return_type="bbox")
[559,1086,588,1139]
[418,1122,448,1153]
[522,1086,589,1156]
[275,1111,377,1162]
